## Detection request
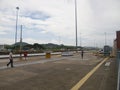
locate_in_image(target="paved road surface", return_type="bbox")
[0,53,117,90]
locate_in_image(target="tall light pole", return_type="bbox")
[80,33,82,47]
[15,7,19,44]
[74,0,78,51]
[105,32,107,45]
[20,25,23,58]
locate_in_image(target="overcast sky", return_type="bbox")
[0,0,120,47]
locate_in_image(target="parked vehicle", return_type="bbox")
[103,45,111,56]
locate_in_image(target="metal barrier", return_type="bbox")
[0,52,61,59]
[117,51,120,90]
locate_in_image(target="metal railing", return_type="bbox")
[0,52,62,59]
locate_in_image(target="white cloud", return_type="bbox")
[0,0,120,47]
[0,38,14,44]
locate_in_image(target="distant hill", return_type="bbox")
[42,43,59,48]
[10,42,77,50]
[12,42,29,46]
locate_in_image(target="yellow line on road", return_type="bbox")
[71,57,109,90]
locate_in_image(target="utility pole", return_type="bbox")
[14,7,19,52]
[80,33,82,47]
[105,32,107,45]
[74,0,78,52]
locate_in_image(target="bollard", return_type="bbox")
[46,52,51,59]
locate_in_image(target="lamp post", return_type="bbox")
[74,0,78,51]
[105,32,107,45]
[20,25,23,58]
[15,7,19,44]
[79,33,82,51]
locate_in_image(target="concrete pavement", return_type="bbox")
[0,53,117,90]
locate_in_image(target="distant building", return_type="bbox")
[0,45,5,51]
[111,31,120,56]
[116,31,120,50]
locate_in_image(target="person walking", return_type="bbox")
[24,51,28,60]
[81,50,84,59]
[7,51,14,68]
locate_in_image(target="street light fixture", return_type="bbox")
[105,32,107,45]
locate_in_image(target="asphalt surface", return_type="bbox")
[0,53,117,90]
[79,58,117,90]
